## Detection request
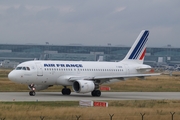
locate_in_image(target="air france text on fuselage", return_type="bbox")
[44,63,83,68]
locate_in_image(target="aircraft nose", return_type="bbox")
[8,71,17,82]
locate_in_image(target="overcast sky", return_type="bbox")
[0,0,179,47]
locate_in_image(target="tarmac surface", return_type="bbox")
[0,92,180,101]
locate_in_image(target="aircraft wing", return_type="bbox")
[68,73,161,82]
[93,73,161,80]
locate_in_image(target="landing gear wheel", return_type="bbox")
[91,90,101,97]
[62,88,71,95]
[29,91,36,96]
[91,90,96,96]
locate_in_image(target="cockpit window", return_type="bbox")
[16,67,22,70]
[27,67,30,70]
[15,66,30,71]
[22,67,26,70]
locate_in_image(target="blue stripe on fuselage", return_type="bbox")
[128,31,149,59]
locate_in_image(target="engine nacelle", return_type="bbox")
[73,80,95,93]
[28,85,50,91]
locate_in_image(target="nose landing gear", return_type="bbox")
[28,84,36,96]
[29,90,36,96]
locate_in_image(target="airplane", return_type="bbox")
[8,30,160,97]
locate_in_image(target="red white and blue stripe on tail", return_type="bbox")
[123,30,149,64]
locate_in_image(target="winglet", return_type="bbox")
[122,30,149,64]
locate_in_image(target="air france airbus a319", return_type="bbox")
[8,30,160,97]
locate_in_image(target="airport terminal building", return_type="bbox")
[0,43,180,68]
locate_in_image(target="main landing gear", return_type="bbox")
[28,84,36,96]
[91,90,101,97]
[91,82,101,97]
[61,86,71,95]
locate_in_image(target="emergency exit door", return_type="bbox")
[35,63,43,76]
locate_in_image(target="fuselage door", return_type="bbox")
[35,63,43,76]
[123,63,130,75]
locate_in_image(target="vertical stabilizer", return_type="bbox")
[122,30,149,64]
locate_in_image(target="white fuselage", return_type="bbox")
[8,60,148,86]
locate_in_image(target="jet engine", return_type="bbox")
[72,80,95,93]
[28,84,51,91]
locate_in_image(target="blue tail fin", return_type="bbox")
[123,30,149,64]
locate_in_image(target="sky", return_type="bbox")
[0,0,179,47]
